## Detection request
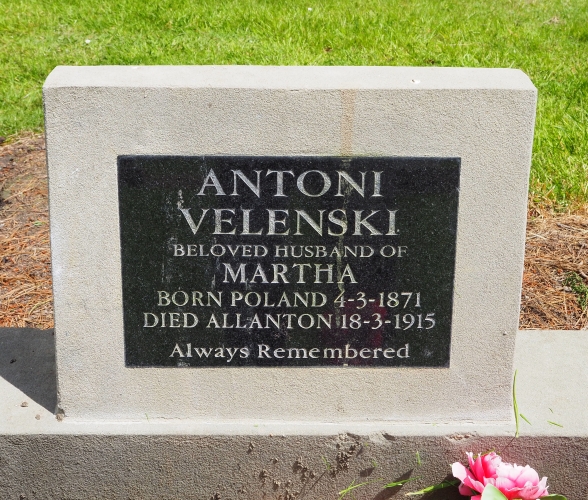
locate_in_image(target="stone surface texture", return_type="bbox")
[1,328,587,498]
[43,66,537,422]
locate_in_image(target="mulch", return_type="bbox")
[520,206,588,329]
[0,133,52,328]
[1,134,587,330]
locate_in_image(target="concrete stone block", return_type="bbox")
[43,66,537,423]
[1,328,587,498]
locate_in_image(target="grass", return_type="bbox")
[564,271,588,310]
[1,0,587,207]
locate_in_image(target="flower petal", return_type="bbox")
[482,452,502,478]
[459,483,475,496]
[472,454,486,482]
[452,462,469,482]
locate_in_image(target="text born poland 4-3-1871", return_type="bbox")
[118,156,460,367]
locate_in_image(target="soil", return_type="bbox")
[1,133,587,330]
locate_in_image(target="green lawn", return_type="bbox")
[2,0,587,207]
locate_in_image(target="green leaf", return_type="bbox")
[547,420,563,427]
[405,480,458,496]
[338,478,382,499]
[338,479,369,499]
[383,477,418,488]
[513,369,520,437]
[481,485,508,500]
[540,495,568,499]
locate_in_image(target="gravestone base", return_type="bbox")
[2,434,587,499]
[1,329,587,499]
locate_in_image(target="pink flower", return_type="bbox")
[452,452,502,500]
[452,452,549,500]
[493,462,549,500]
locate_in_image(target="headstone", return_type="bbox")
[43,66,536,422]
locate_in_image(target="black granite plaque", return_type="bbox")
[118,156,460,367]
